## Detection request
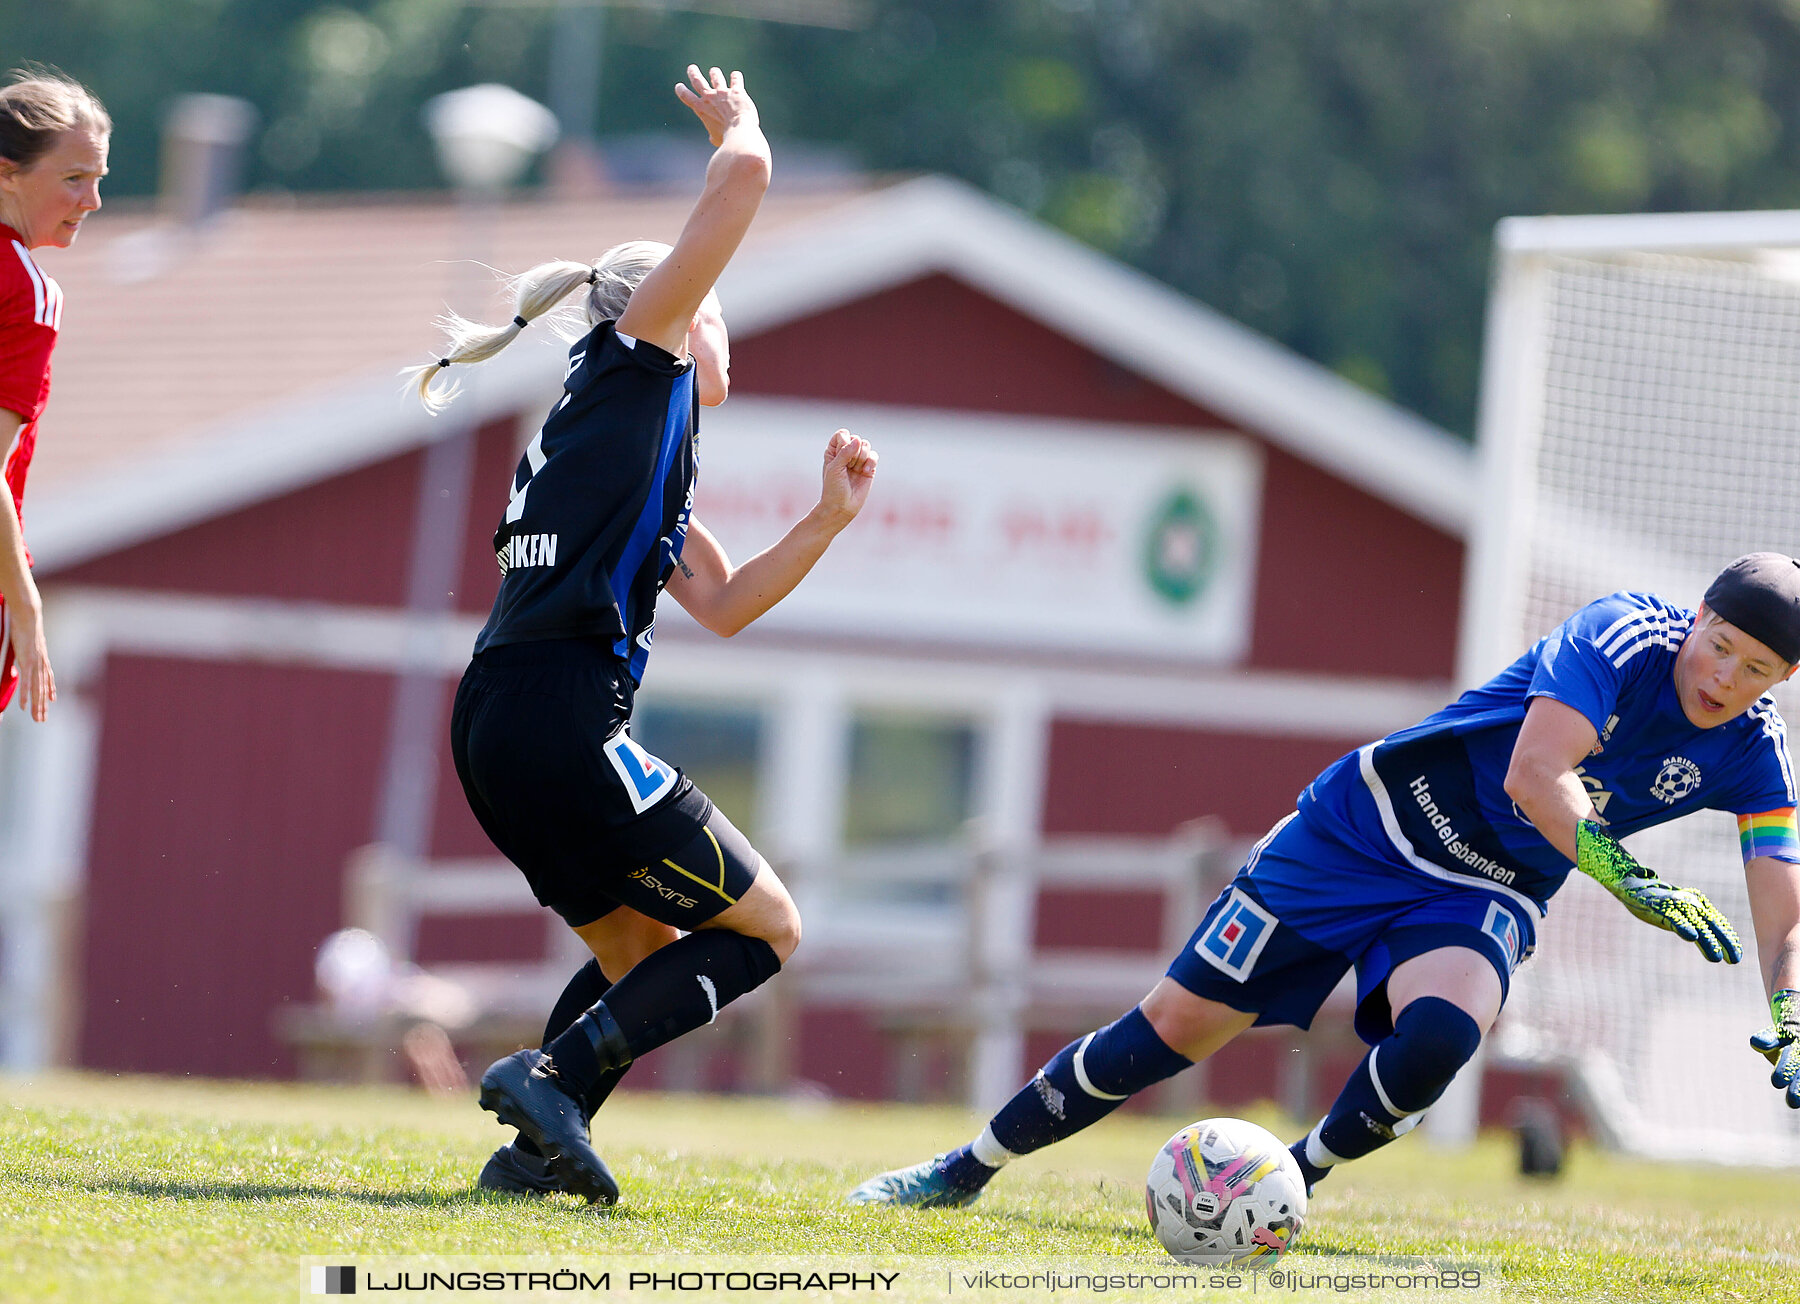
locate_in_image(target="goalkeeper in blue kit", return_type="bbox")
[852,553,1800,1208]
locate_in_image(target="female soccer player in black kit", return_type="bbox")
[409,66,877,1205]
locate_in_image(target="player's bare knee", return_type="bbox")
[575,906,683,973]
[730,910,799,965]
[758,897,801,964]
[603,921,680,977]
[747,859,801,962]
[707,865,801,963]
[1140,978,1250,1061]
[1388,946,1502,1035]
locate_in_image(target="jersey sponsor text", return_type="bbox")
[497,532,558,573]
[1408,774,1518,886]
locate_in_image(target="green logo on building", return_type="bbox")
[1142,487,1219,606]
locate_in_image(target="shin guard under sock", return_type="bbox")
[1300,996,1482,1181]
[967,1008,1190,1174]
[542,931,782,1095]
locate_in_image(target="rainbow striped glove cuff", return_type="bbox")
[1750,990,1800,1109]
[1575,820,1743,964]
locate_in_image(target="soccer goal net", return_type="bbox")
[1464,210,1800,1165]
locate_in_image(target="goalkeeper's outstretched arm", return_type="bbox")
[1746,854,1800,996]
[1746,856,1800,1107]
[1505,697,1743,964]
[1502,696,1603,860]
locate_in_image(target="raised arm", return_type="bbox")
[0,407,53,721]
[668,430,876,637]
[615,66,771,356]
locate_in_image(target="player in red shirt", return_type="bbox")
[0,69,109,722]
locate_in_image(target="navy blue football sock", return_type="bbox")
[542,931,782,1095]
[1300,996,1481,1175]
[517,959,627,1158]
[937,1144,1000,1192]
[1288,1139,1329,1193]
[984,1007,1192,1159]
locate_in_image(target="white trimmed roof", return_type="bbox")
[28,175,1470,572]
[723,177,1472,536]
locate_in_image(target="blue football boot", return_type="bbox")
[848,1153,988,1208]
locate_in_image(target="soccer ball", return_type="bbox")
[1145,1117,1307,1266]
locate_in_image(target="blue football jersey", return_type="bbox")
[1298,592,1796,914]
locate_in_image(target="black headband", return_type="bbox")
[1703,552,1800,664]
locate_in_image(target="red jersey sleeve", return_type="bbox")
[0,241,57,425]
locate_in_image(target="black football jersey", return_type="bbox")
[473,321,697,684]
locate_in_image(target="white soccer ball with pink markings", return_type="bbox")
[1145,1117,1307,1266]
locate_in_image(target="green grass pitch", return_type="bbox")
[3,1073,1798,1302]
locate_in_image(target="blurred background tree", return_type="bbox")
[8,0,1800,434]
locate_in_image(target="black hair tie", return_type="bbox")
[438,357,452,369]
[586,268,599,285]
[513,315,529,329]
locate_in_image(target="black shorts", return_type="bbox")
[450,638,762,929]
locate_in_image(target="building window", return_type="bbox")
[632,700,764,843]
[843,712,978,848]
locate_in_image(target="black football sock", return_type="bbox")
[542,958,611,1043]
[540,930,782,1096]
[516,958,631,1158]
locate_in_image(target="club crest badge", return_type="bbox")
[1650,755,1702,805]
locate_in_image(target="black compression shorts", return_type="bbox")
[450,638,761,928]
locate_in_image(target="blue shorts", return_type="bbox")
[1167,813,1539,1045]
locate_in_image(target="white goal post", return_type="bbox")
[1460,209,1800,1165]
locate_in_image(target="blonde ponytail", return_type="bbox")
[405,239,675,413]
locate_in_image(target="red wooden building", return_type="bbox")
[0,176,1472,1111]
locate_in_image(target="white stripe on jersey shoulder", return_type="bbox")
[1598,610,1661,655]
[1748,699,1796,804]
[1355,744,1546,920]
[616,331,638,350]
[1595,603,1656,651]
[1598,603,1675,652]
[1599,611,1668,661]
[10,240,45,325]
[1608,610,1690,668]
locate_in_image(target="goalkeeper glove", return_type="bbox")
[1750,989,1800,1109]
[1574,820,1744,964]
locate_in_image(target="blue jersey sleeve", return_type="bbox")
[1524,595,1645,737]
[1722,701,1797,817]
